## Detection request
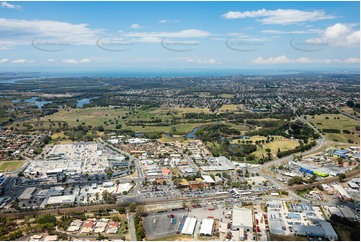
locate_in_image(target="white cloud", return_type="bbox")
[130,24,142,29]
[1,2,21,9]
[119,29,210,43]
[12,59,35,64]
[62,58,91,64]
[47,58,55,63]
[124,29,210,39]
[0,58,9,63]
[0,18,102,49]
[223,9,336,25]
[184,57,222,65]
[62,59,78,64]
[253,55,294,64]
[344,58,360,63]
[261,29,321,34]
[306,23,359,47]
[159,19,181,24]
[253,55,359,64]
[79,58,91,63]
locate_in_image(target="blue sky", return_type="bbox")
[0,1,359,72]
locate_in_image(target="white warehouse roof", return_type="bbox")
[200,219,214,236]
[232,206,253,230]
[181,217,197,235]
[19,187,37,200]
[47,195,76,205]
[202,175,215,183]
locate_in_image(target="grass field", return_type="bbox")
[13,107,129,130]
[253,138,300,158]
[306,114,360,143]
[340,106,359,117]
[13,107,218,135]
[151,107,211,117]
[128,122,217,134]
[0,160,25,172]
[270,234,308,241]
[170,167,181,176]
[218,104,243,113]
[208,135,300,160]
[218,94,235,98]
[231,135,268,143]
[158,135,188,143]
[228,123,251,133]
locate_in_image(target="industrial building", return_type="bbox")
[289,203,313,213]
[181,217,197,235]
[338,206,358,220]
[333,184,352,201]
[268,211,285,235]
[199,219,214,236]
[348,181,359,190]
[293,221,338,240]
[18,187,37,201]
[290,161,349,177]
[201,156,235,171]
[266,201,285,235]
[201,175,215,185]
[328,206,343,217]
[46,195,76,206]
[232,206,253,231]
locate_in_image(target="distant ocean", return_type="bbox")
[0,68,359,80]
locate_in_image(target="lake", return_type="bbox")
[186,127,199,138]
[76,97,98,108]
[12,96,52,108]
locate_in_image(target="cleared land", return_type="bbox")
[252,137,300,158]
[218,104,243,113]
[0,160,25,172]
[231,136,300,159]
[150,107,211,116]
[306,114,360,143]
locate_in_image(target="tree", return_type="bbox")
[37,214,56,224]
[265,148,272,160]
[128,202,137,212]
[337,157,344,165]
[119,207,126,214]
[182,202,187,209]
[102,190,115,204]
[339,173,346,182]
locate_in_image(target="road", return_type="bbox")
[128,213,137,241]
[176,147,199,172]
